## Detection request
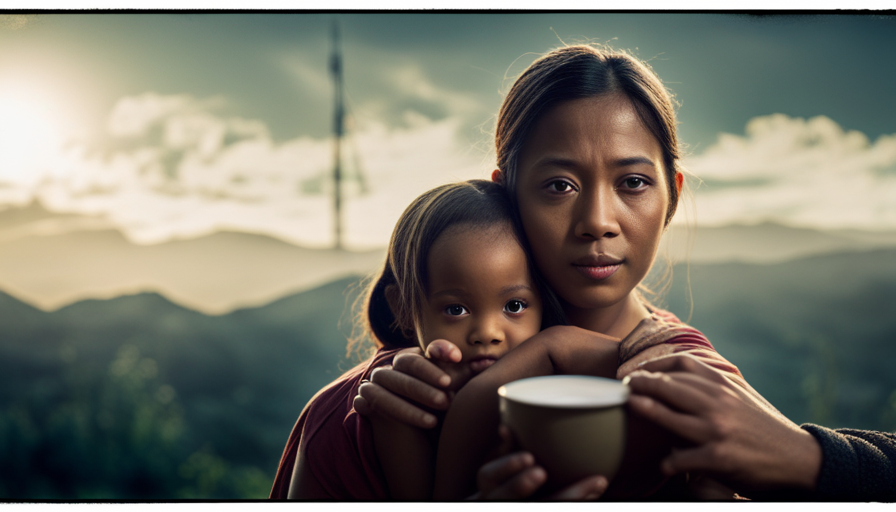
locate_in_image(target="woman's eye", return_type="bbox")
[621,177,648,190]
[547,180,574,193]
[445,305,468,316]
[504,300,527,314]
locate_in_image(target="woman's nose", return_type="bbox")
[574,185,620,240]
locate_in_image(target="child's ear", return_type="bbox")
[384,283,400,317]
[491,169,504,184]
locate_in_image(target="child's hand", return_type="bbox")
[472,426,608,500]
[353,341,462,429]
[427,340,474,394]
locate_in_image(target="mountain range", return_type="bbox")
[0,201,385,314]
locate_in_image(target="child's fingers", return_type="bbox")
[425,339,463,363]
[548,475,608,501]
[477,451,535,491]
[497,424,522,456]
[476,455,546,500]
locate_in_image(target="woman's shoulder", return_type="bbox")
[622,307,714,353]
[617,307,741,380]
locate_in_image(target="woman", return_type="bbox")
[357,44,896,501]
[355,44,755,500]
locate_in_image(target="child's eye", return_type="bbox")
[504,300,527,314]
[445,304,468,316]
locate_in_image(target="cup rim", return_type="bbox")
[498,375,630,409]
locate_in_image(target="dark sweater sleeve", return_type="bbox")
[801,424,896,501]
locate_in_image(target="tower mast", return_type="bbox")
[330,19,344,250]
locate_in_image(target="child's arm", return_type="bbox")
[433,325,621,500]
[368,345,473,501]
[370,412,436,500]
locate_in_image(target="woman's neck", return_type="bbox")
[563,293,651,340]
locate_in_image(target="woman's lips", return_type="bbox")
[573,263,621,280]
[469,357,497,374]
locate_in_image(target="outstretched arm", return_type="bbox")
[801,425,896,501]
[433,325,620,500]
[624,354,823,498]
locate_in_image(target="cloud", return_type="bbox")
[681,113,896,230]
[11,96,891,250]
[2,92,489,249]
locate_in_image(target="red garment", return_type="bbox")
[617,309,743,382]
[269,348,401,500]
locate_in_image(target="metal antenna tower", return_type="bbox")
[330,19,345,250]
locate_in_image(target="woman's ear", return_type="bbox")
[491,169,504,184]
[675,171,684,195]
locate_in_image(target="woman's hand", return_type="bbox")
[623,354,822,496]
[472,426,608,501]
[353,340,462,429]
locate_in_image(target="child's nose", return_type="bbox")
[468,315,504,346]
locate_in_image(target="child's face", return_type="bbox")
[421,224,543,375]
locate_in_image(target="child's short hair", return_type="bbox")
[359,179,565,352]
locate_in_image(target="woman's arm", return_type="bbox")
[433,325,620,500]
[801,425,896,501]
[624,354,824,498]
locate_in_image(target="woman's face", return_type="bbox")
[515,94,670,316]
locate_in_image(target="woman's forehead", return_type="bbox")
[520,95,664,171]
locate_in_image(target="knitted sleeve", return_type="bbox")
[801,424,896,501]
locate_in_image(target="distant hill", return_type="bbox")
[0,275,370,498]
[0,201,385,314]
[662,221,896,264]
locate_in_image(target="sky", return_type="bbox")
[1,12,895,249]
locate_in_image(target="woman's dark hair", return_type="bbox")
[496,44,682,225]
[356,179,565,353]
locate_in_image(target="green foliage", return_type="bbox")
[0,342,271,499]
[0,275,365,499]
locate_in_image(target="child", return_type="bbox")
[269,179,563,500]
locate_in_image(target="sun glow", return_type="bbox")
[0,83,69,186]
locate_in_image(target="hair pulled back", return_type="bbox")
[496,45,682,225]
[360,179,563,352]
